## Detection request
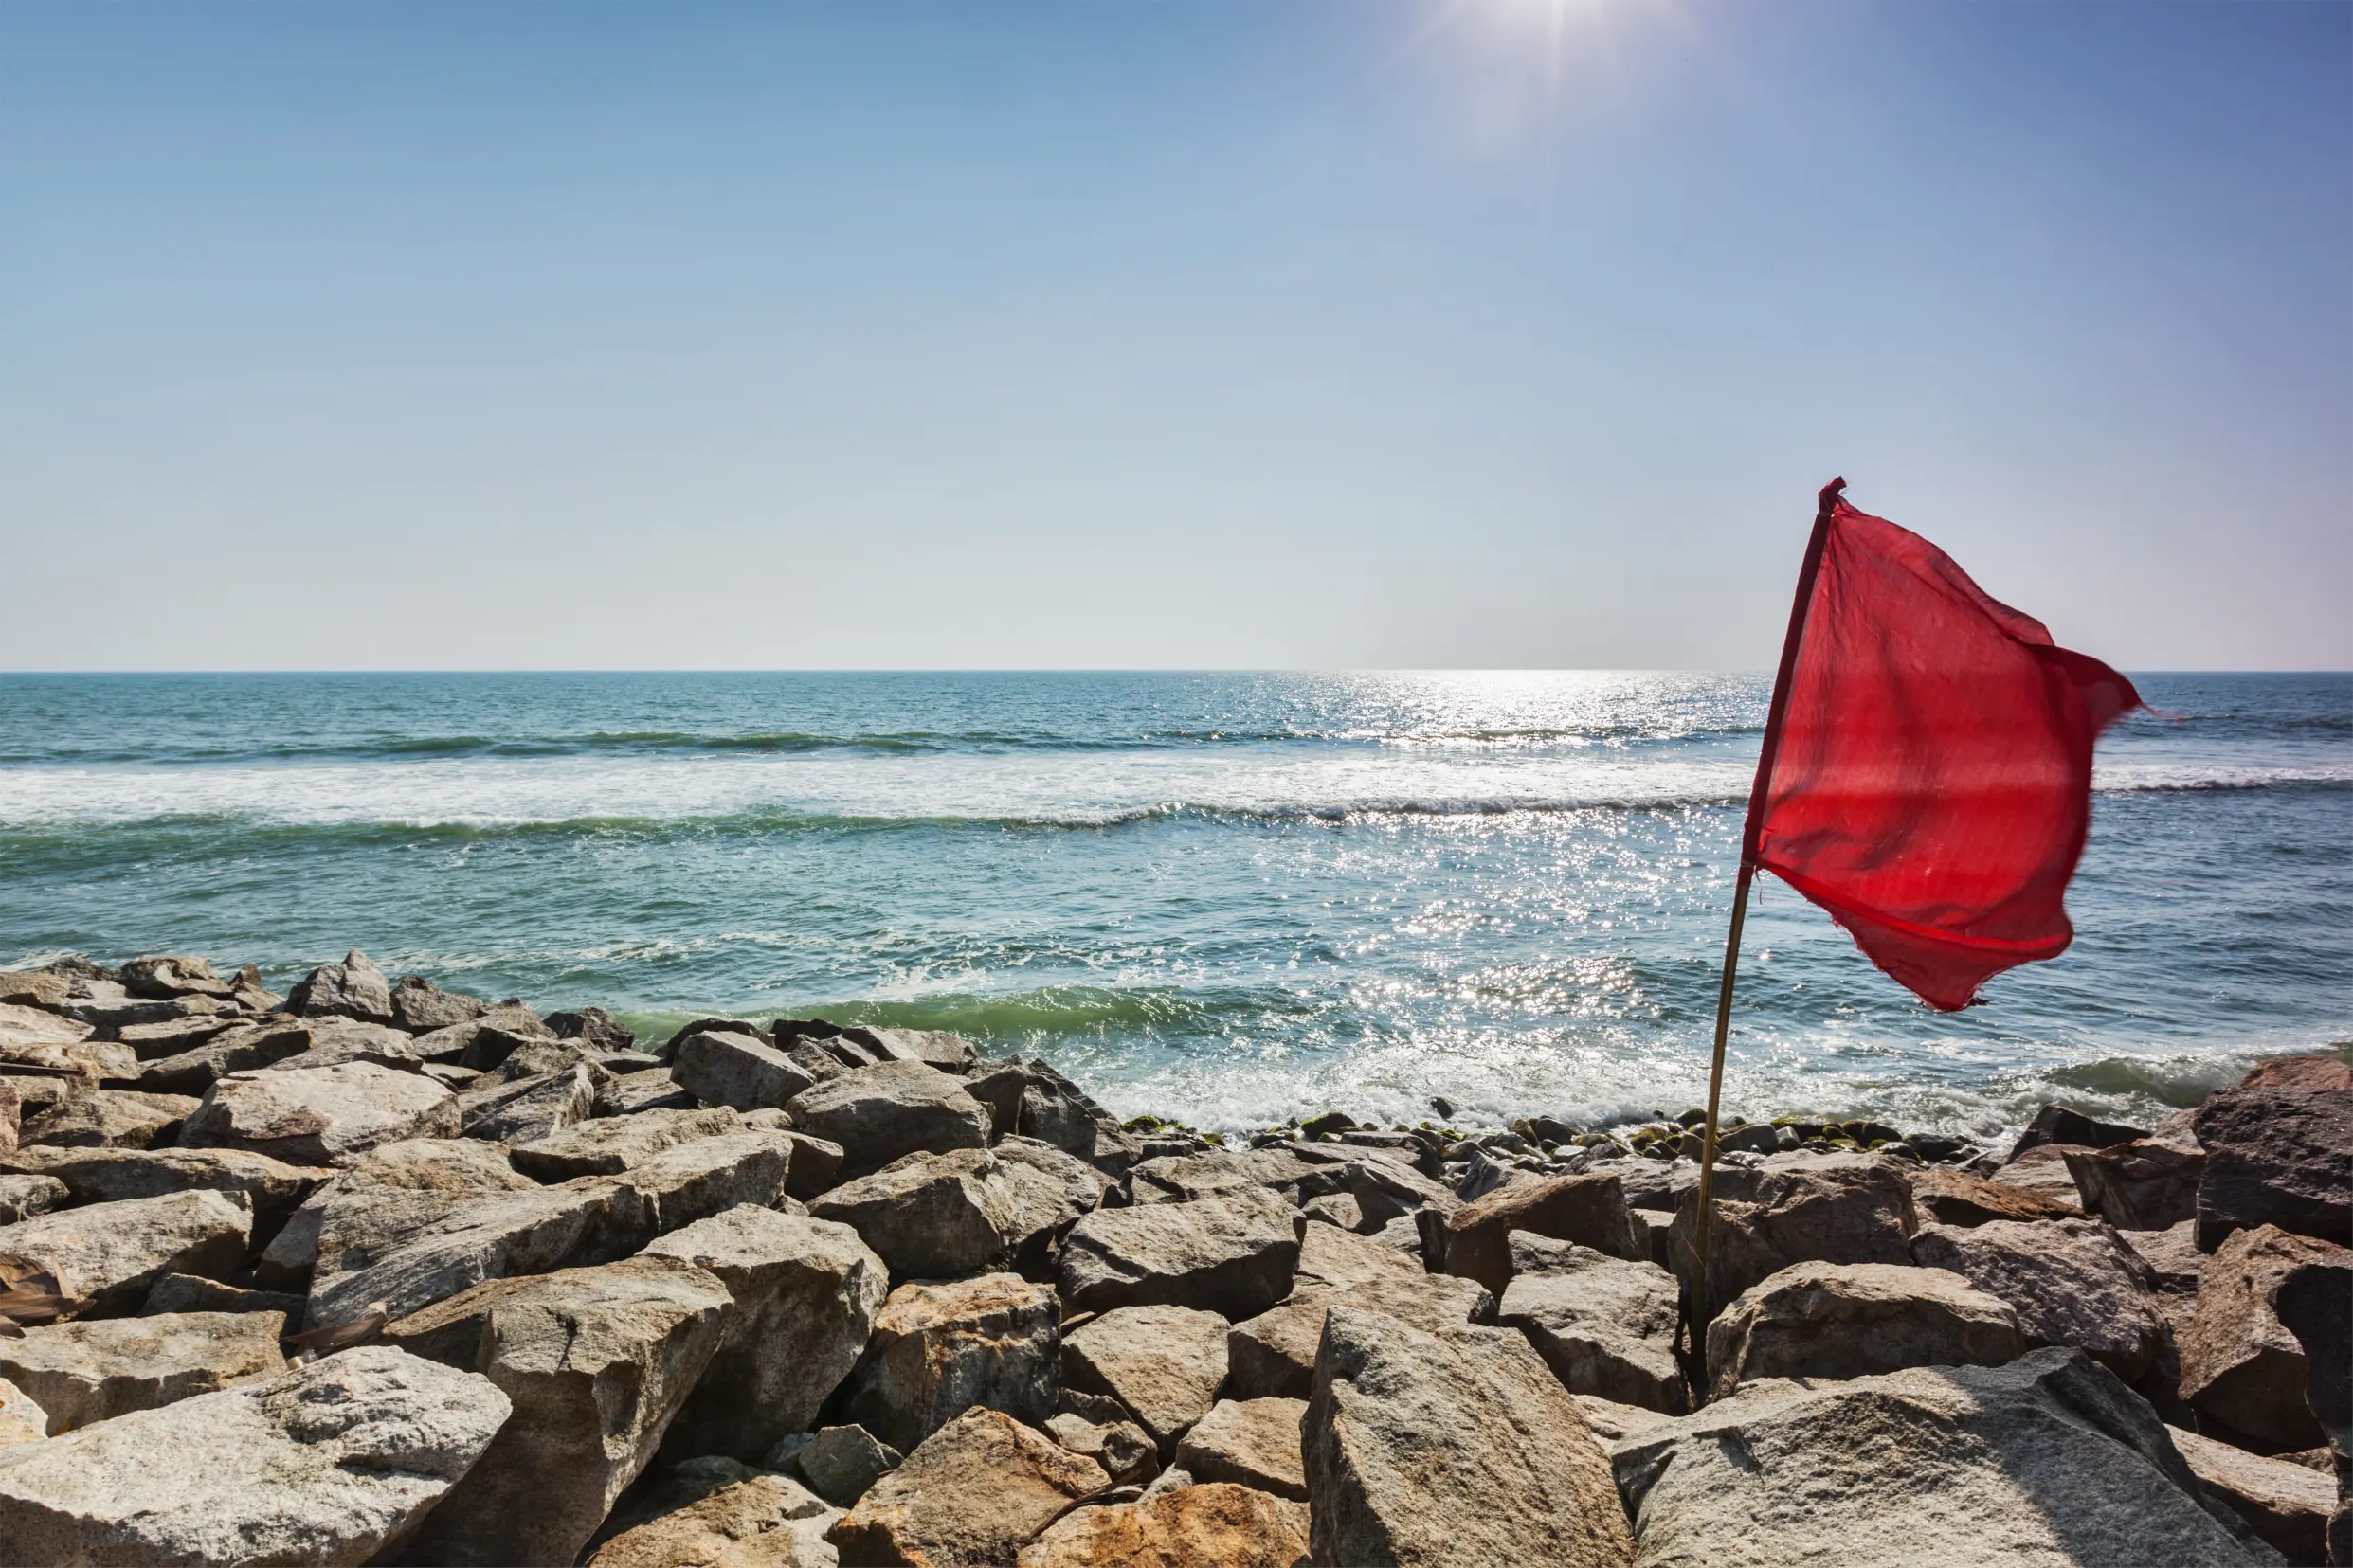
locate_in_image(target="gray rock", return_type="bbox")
[1016,1059,1109,1160]
[1174,1397,1308,1501]
[842,1273,1060,1455]
[2180,1223,2345,1450]
[1060,1185,1303,1320]
[0,1144,326,1222]
[585,1460,837,1568]
[0,1077,16,1161]
[1063,1304,1229,1457]
[177,1061,459,1167]
[992,1135,1109,1276]
[0,1310,286,1433]
[1044,1412,1158,1486]
[0,1174,65,1224]
[385,1253,733,1567]
[780,1130,847,1200]
[2068,1117,2206,1232]
[3,1188,252,1314]
[265,1136,537,1293]
[128,1019,315,1095]
[643,1204,889,1463]
[264,1018,428,1076]
[786,1059,991,1178]
[800,1422,902,1506]
[1663,1150,1920,1326]
[1226,1222,1495,1401]
[2010,1104,2151,1159]
[0,1377,45,1447]
[672,1030,835,1112]
[389,975,486,1034]
[509,1106,742,1180]
[1997,1142,2098,1208]
[826,1407,1110,1568]
[0,1345,511,1568]
[1498,1235,1688,1413]
[2169,1423,2336,1565]
[2195,1080,2353,1250]
[1912,1217,2167,1382]
[615,1128,796,1231]
[1611,1347,2279,1568]
[1704,1259,2026,1399]
[456,1064,596,1144]
[138,1274,306,1319]
[546,1006,636,1053]
[118,956,234,1002]
[964,1059,1027,1142]
[810,1146,1018,1280]
[410,1003,555,1070]
[2119,1218,2208,1295]
[860,1027,980,1074]
[115,1012,239,1060]
[593,1069,698,1118]
[19,1086,197,1149]
[1303,1306,1635,1568]
[287,948,395,1025]
[0,968,75,1010]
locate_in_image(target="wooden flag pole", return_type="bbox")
[1686,477,1845,1399]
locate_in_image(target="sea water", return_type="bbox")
[2,671,2346,1143]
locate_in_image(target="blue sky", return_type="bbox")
[3,1,2345,670]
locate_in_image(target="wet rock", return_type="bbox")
[1705,1260,2026,1399]
[673,1030,838,1112]
[2169,1423,2335,1565]
[1430,1170,1647,1295]
[2195,1079,2353,1250]
[2181,1224,2347,1450]
[1016,1481,1310,1568]
[0,1378,45,1447]
[286,948,395,1025]
[1669,1151,1920,1325]
[812,1147,1019,1279]
[1497,1235,1687,1414]
[1613,1347,2274,1567]
[1174,1398,1308,1501]
[386,1253,733,1567]
[827,1407,1110,1568]
[644,1205,889,1463]
[801,1423,903,1506]
[510,1105,742,1180]
[131,1018,315,1094]
[0,1144,325,1222]
[1303,1307,1634,1568]
[1912,1217,2167,1382]
[2070,1117,2208,1232]
[1061,1185,1302,1320]
[0,1345,511,1567]
[1045,1412,1158,1487]
[1226,1222,1494,1400]
[2011,1104,2151,1159]
[139,1274,306,1319]
[1911,1164,2083,1226]
[0,1174,66,1223]
[842,1273,1060,1455]
[3,1188,251,1313]
[20,1086,197,1149]
[787,1059,991,1178]
[178,1061,459,1167]
[1063,1305,1230,1456]
[0,1310,286,1433]
[457,1063,596,1143]
[586,1460,837,1568]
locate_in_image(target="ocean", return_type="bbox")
[2,670,2346,1144]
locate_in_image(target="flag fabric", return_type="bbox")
[1746,485,2141,1011]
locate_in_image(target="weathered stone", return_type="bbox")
[586,1461,838,1568]
[1430,1170,1647,1295]
[0,1174,66,1223]
[0,1144,326,1220]
[457,1064,595,1143]
[1911,1164,2083,1226]
[616,1128,796,1231]
[2011,1104,2150,1158]
[2169,1423,2335,1565]
[644,1205,889,1462]
[2195,1081,2353,1250]
[0,1310,286,1433]
[965,1060,1026,1142]
[1912,1217,2168,1382]
[139,1274,305,1319]
[1497,1235,1687,1413]
[510,1106,742,1180]
[546,1004,636,1052]
[860,1027,981,1074]
[411,1003,555,1069]
[1226,1223,1494,1400]
[812,1147,1019,1280]
[1705,1260,2026,1398]
[1064,1305,1230,1456]
[2271,1255,2351,1566]
[389,975,486,1034]
[801,1422,903,1506]
[1303,1307,1634,1568]
[674,1030,838,1112]
[0,1000,98,1054]
[1997,1142,2097,1209]
[2242,1055,2353,1091]
[266,1017,428,1076]
[595,1069,698,1118]
[2070,1120,2207,1232]
[842,1273,1060,1455]
[2119,1218,2208,1294]
[3,1189,251,1313]
[2181,1224,2346,1450]
[787,1059,991,1178]
[119,956,233,1001]
[1612,1348,2278,1568]
[1174,1398,1307,1501]
[178,1061,459,1167]
[20,1086,196,1149]
[827,1407,1110,1568]
[0,1076,16,1160]
[131,1018,315,1094]
[1045,1412,1158,1487]
[993,1135,1109,1273]
[387,1253,733,1567]
[0,1377,45,1447]
[1016,1060,1109,1160]
[265,1136,538,1292]
[287,948,395,1024]
[1670,1151,1920,1325]
[1016,1481,1310,1568]
[1569,1391,1674,1445]
[0,1345,511,1567]
[0,970,73,1010]
[115,1013,239,1059]
[1060,1186,1302,1320]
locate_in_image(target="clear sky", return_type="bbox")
[3,1,2346,672]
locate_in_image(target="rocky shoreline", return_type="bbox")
[1,948,2346,1566]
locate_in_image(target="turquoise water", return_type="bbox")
[2,671,2347,1140]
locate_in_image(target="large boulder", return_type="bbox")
[118,956,233,1002]
[1910,1165,2082,1227]
[286,949,395,1025]
[264,1136,538,1292]
[1497,1235,1687,1414]
[2069,1117,2207,1232]
[1704,1260,2026,1399]
[643,1204,889,1462]
[0,1310,286,1433]
[178,1062,458,1167]
[0,1345,511,1567]
[827,1407,1109,1568]
[1611,1348,2279,1568]
[2168,1423,2336,1566]
[1063,1305,1230,1456]
[1174,1398,1309,1502]
[385,1253,733,1567]
[1911,1217,2167,1382]
[508,1106,742,1180]
[611,1128,796,1232]
[2,1188,251,1314]
[1226,1221,1493,1401]
[2271,1254,2351,1566]
[1426,1170,1645,1295]
[811,1147,1020,1280]
[2119,1218,2209,1295]
[1060,1186,1303,1320]
[799,1423,904,1507]
[2195,1079,2353,1250]
[268,1018,429,1076]
[0,1173,63,1223]
[0,1144,325,1222]
[18,1086,196,1149]
[786,1059,991,1178]
[1016,1481,1311,1568]
[990,1136,1109,1275]
[1303,1306,1634,1568]
[132,1019,315,1095]
[0,1378,45,1446]
[587,1459,838,1568]
[1997,1143,2098,1209]
[455,1065,596,1144]
[388,975,486,1035]
[1669,1151,1919,1324]
[2011,1105,2150,1158]
[2179,1223,2348,1450]
[671,1030,838,1112]
[842,1273,1061,1455]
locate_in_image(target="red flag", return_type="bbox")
[1742,481,2141,1011]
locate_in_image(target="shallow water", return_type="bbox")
[2,670,2346,1141]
